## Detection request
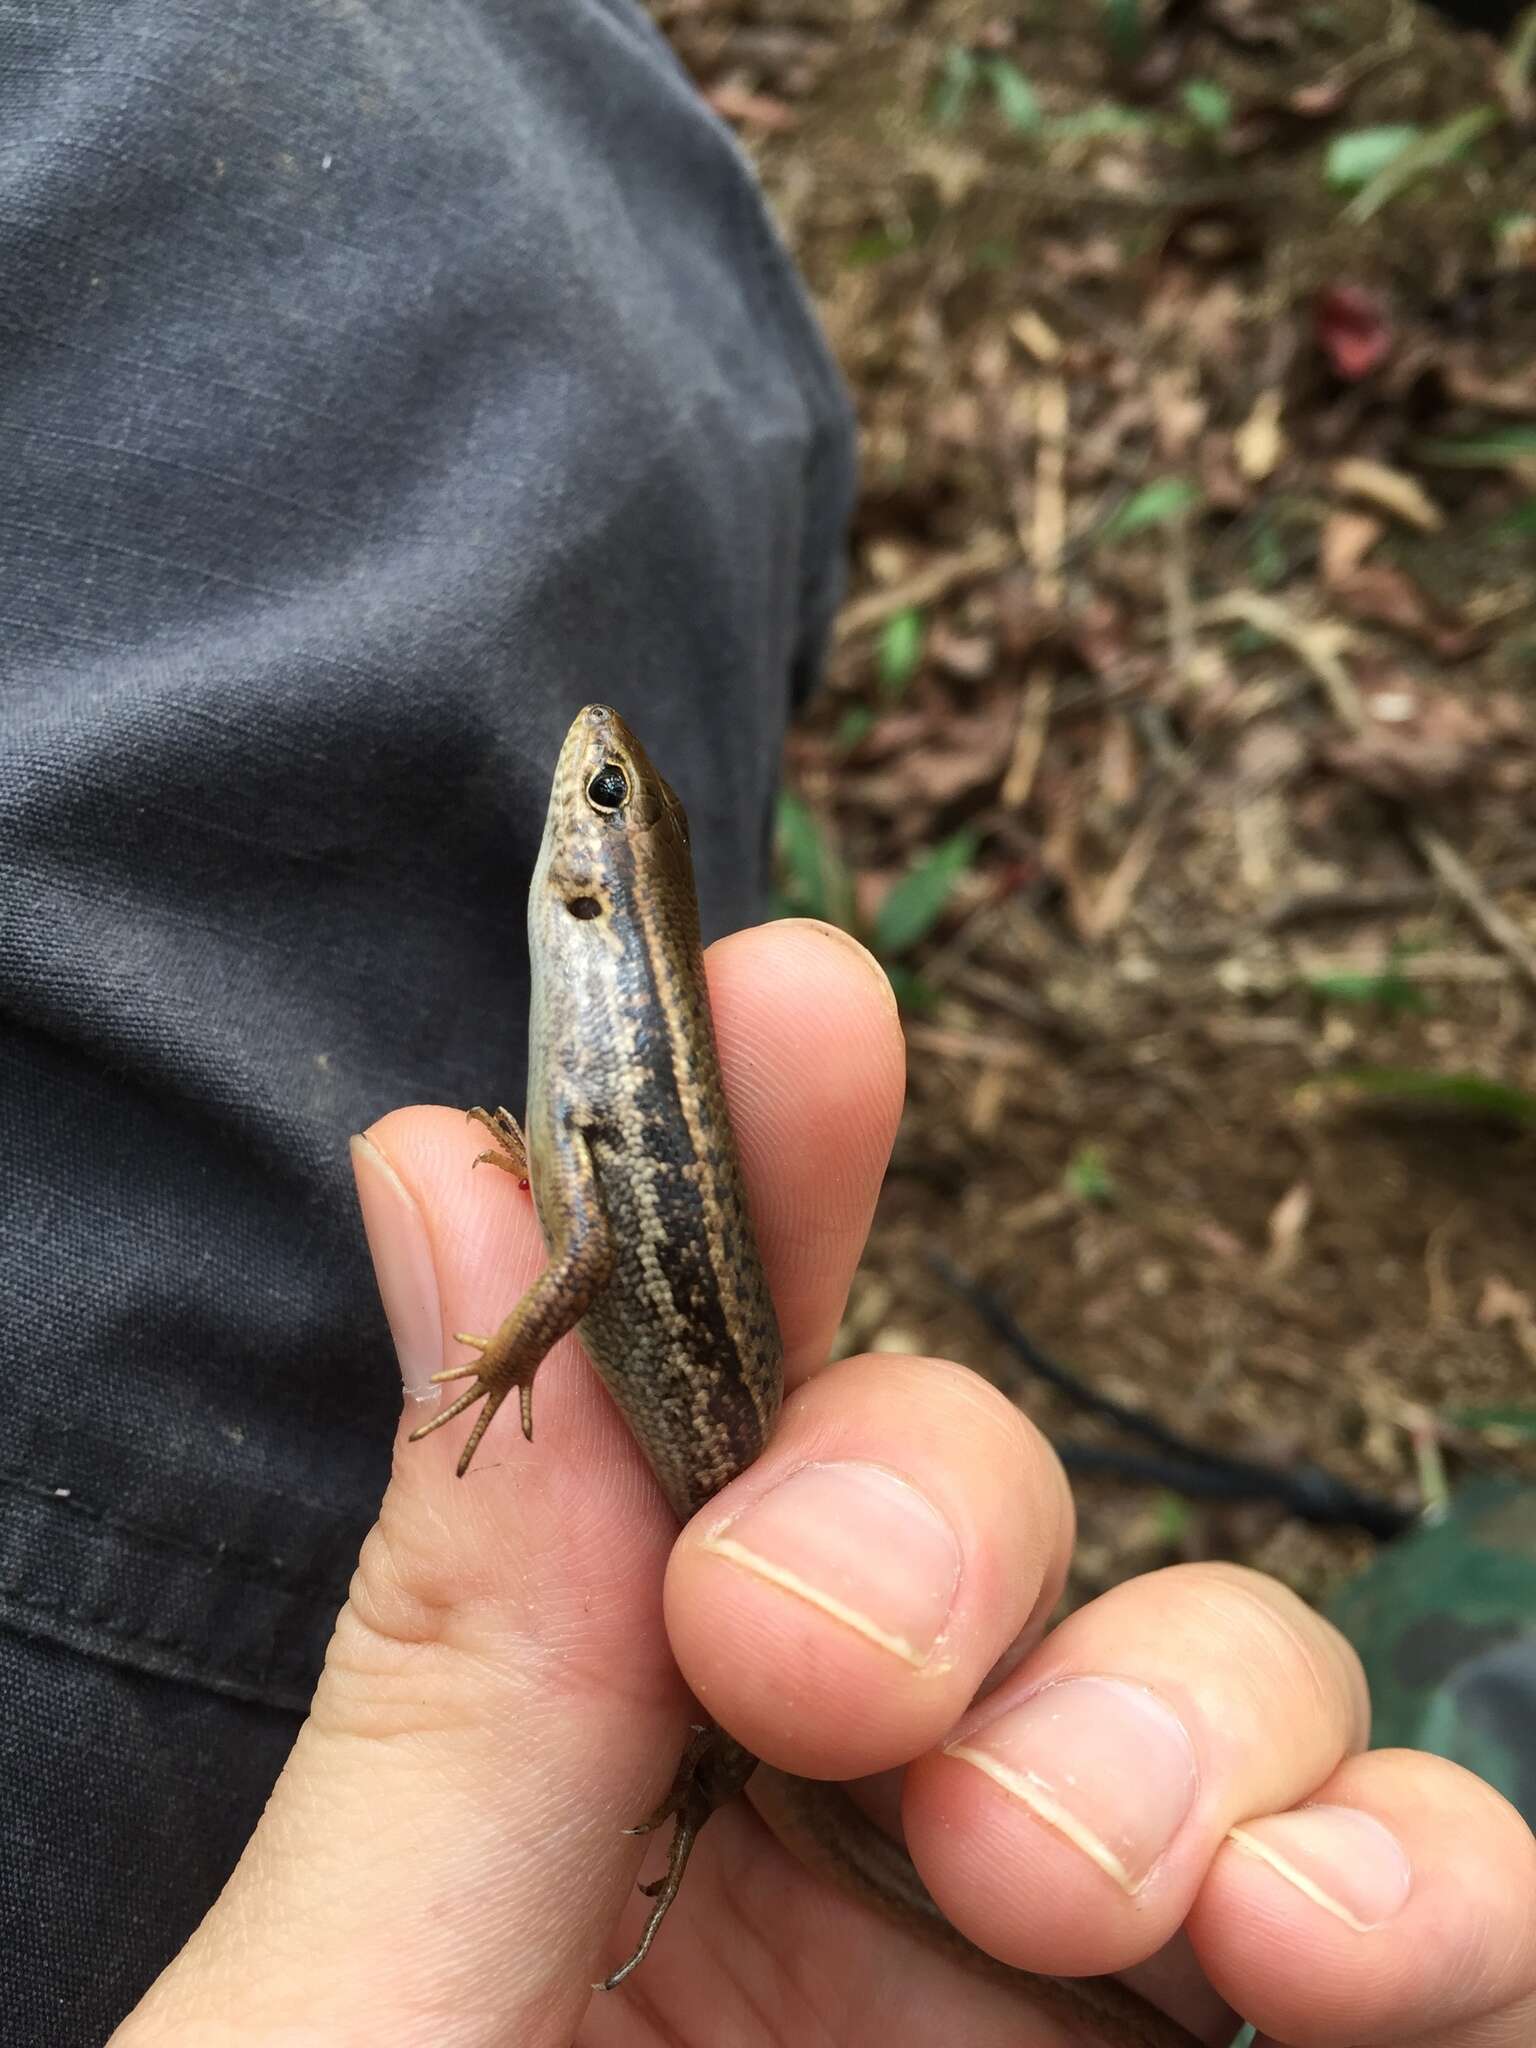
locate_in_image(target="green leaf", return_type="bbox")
[1498,5,1536,103]
[883,963,941,1012]
[987,58,1042,133]
[1494,498,1536,535]
[1249,520,1290,591]
[1414,428,1536,469]
[1064,1142,1117,1205]
[1325,125,1420,192]
[1305,969,1428,1015]
[931,45,978,128]
[1102,0,1145,65]
[1342,106,1502,224]
[877,606,925,698]
[1098,477,1198,542]
[1181,79,1232,133]
[774,792,853,929]
[1449,1406,1536,1441]
[835,705,876,752]
[1304,946,1429,1016]
[873,830,978,957]
[1302,1068,1536,1129]
[971,237,1016,270]
[844,224,914,268]
[1045,104,1151,142]
[1153,1492,1193,1544]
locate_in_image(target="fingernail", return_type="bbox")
[702,1461,961,1669]
[945,1676,1198,1893]
[350,1133,443,1397]
[1227,1805,1412,1933]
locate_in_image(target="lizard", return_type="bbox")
[410,702,1207,2047]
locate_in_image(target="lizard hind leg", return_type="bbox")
[465,1103,529,1178]
[597,1724,758,1992]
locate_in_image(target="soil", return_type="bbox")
[649,0,1536,1609]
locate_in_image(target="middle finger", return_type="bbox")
[904,1560,1370,1979]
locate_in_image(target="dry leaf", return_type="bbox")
[1194,1221,1247,1261]
[704,84,798,131]
[910,137,989,208]
[1331,565,1480,658]
[1010,308,1063,365]
[855,699,1016,815]
[1332,457,1443,532]
[1234,719,1309,790]
[1098,713,1141,809]
[1198,431,1250,511]
[1265,1182,1313,1277]
[1475,1275,1536,1369]
[928,625,995,681]
[1235,389,1285,481]
[1207,0,1299,50]
[1444,360,1536,415]
[1320,510,1383,587]
[1150,371,1207,460]
[1325,684,1491,796]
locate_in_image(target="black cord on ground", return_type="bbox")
[928,1252,1417,1540]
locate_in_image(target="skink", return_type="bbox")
[412,703,1203,2048]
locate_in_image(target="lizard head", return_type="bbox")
[529,702,697,956]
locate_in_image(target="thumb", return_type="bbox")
[116,1105,687,2048]
[111,921,905,2048]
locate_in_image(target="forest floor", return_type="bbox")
[650,0,1536,1607]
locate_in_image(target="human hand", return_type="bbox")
[113,921,1536,2048]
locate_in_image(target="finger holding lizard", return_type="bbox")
[109,917,910,2048]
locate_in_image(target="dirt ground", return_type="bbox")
[650,0,1536,1607]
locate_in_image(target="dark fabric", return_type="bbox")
[0,3,854,2038]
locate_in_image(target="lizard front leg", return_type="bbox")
[409,1125,611,1477]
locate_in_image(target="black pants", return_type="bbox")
[0,5,854,2038]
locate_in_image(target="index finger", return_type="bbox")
[706,917,904,1385]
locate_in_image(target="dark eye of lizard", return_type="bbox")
[586,763,629,813]
[567,895,602,920]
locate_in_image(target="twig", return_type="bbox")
[1163,508,1197,695]
[1031,374,1068,615]
[1000,665,1055,808]
[1406,825,1536,997]
[904,1022,1039,1071]
[1078,784,1179,941]
[1199,589,1536,997]
[1260,858,1536,929]
[1197,590,1364,724]
[834,534,1014,643]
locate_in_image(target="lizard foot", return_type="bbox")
[597,1723,758,1990]
[407,1326,538,1476]
[465,1103,528,1180]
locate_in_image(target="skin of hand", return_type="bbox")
[112,920,1536,2048]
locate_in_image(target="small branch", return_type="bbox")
[1406,823,1536,996]
[1001,665,1055,809]
[1031,374,1068,615]
[834,534,1014,643]
[1199,589,1536,997]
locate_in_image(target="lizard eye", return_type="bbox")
[586,763,629,813]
